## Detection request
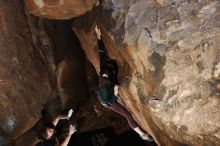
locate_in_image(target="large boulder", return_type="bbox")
[72,0,220,146]
[0,0,54,144]
[24,0,97,19]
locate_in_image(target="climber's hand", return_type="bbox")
[95,25,101,40]
[68,124,77,136]
[59,109,74,120]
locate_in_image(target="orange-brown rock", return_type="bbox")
[24,0,97,19]
[72,0,220,146]
[0,0,54,144]
[1,0,220,145]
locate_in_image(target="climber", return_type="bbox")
[14,109,76,146]
[36,109,76,146]
[94,25,154,142]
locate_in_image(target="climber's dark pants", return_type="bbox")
[109,101,139,129]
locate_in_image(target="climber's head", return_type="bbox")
[39,123,55,140]
[45,127,54,139]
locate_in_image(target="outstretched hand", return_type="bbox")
[59,109,74,120]
[95,25,101,40]
[68,125,77,136]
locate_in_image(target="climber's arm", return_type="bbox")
[52,109,74,126]
[55,125,77,146]
[95,25,108,73]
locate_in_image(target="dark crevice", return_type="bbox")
[41,19,90,113]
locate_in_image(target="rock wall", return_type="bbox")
[72,0,220,146]
[0,0,54,144]
[24,0,98,19]
[4,0,220,146]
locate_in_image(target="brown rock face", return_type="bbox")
[0,0,54,144]
[2,0,220,145]
[24,0,97,19]
[72,0,220,146]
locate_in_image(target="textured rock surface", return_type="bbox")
[0,0,54,144]
[1,0,220,145]
[72,0,220,146]
[24,0,97,19]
